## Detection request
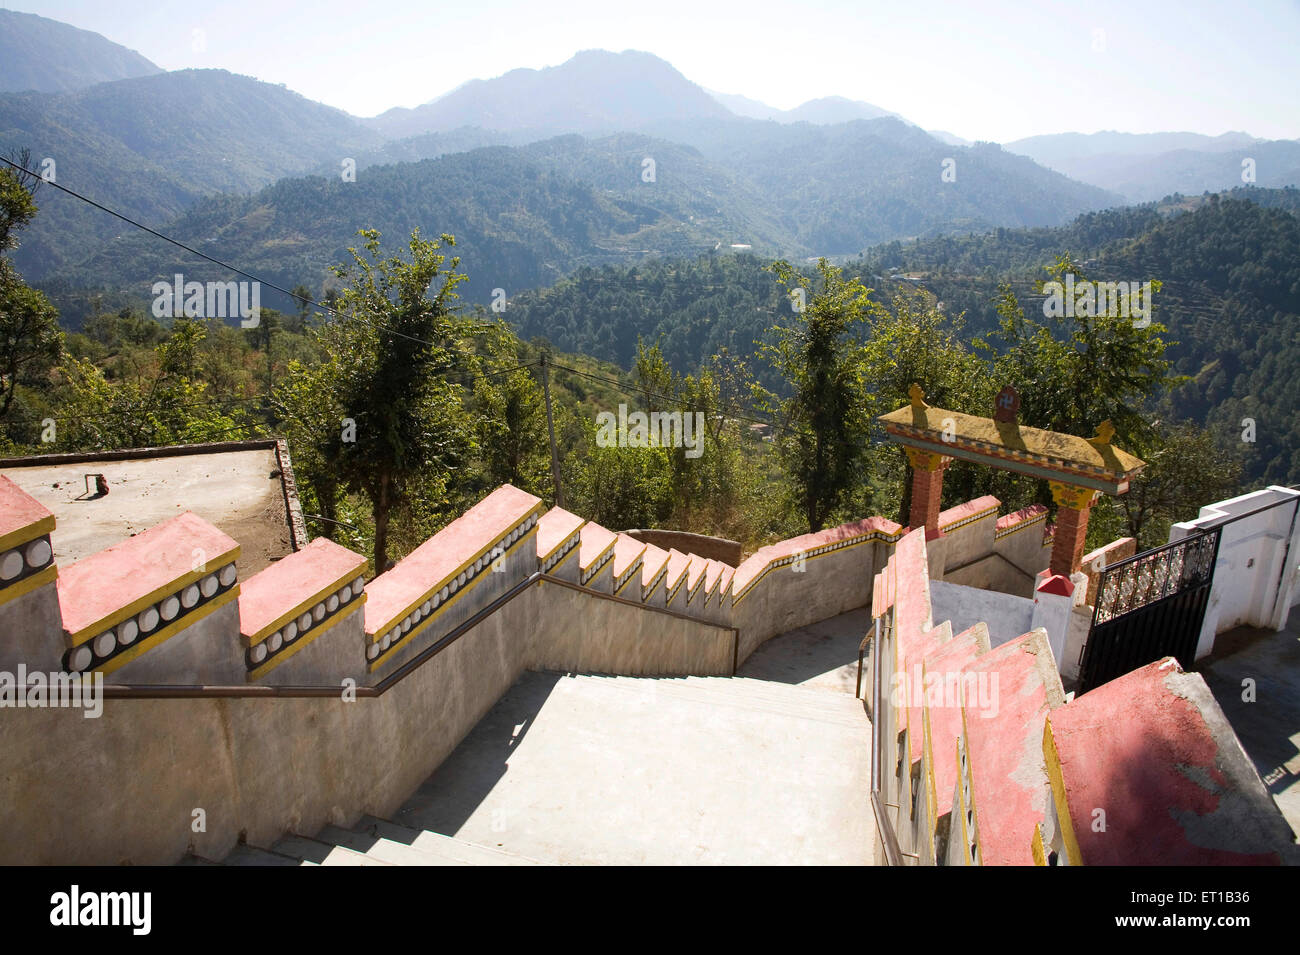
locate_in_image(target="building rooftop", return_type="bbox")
[0,440,305,579]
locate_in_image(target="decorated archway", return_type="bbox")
[878,385,1145,577]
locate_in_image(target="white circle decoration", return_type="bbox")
[0,550,22,581]
[25,538,52,568]
[70,645,93,671]
[93,631,116,657]
[117,619,139,646]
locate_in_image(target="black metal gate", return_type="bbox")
[1077,527,1221,693]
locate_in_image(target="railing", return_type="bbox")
[1078,490,1300,693]
[867,609,904,866]
[1078,527,1221,693]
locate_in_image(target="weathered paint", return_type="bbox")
[1044,657,1288,865]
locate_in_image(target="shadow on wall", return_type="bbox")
[736,608,873,689]
[623,529,743,567]
[390,670,562,838]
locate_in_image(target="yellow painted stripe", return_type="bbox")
[732,533,887,606]
[613,562,642,597]
[248,594,365,681]
[642,567,667,602]
[367,528,536,672]
[368,511,542,637]
[0,564,58,609]
[548,545,579,572]
[995,515,1048,539]
[246,564,365,645]
[1031,824,1048,867]
[0,516,54,554]
[68,545,241,646]
[579,537,616,574]
[539,526,584,563]
[940,506,998,531]
[93,586,240,677]
[1042,717,1083,866]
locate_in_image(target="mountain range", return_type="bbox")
[1006,130,1300,202]
[0,9,1296,322]
[0,8,161,93]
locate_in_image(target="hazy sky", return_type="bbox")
[11,0,1300,142]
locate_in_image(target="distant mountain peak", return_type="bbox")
[705,88,908,126]
[370,48,728,139]
[1003,129,1298,202]
[0,8,161,93]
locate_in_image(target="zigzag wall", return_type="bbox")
[0,469,1104,864]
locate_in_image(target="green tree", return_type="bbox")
[0,268,62,422]
[857,287,997,522]
[633,337,674,414]
[0,161,63,430]
[274,355,346,539]
[758,259,874,531]
[982,254,1179,451]
[473,325,549,495]
[1107,422,1243,549]
[568,413,675,530]
[305,228,474,571]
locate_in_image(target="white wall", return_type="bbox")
[1170,486,1300,659]
[929,579,1033,650]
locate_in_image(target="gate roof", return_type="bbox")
[879,389,1144,495]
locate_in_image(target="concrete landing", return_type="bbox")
[1201,619,1300,854]
[393,668,875,865]
[735,607,873,694]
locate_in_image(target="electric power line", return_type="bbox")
[0,154,500,360]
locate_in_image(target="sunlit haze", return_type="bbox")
[8,0,1300,141]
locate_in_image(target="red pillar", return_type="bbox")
[1049,481,1096,577]
[906,448,951,537]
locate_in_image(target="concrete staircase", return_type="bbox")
[880,526,1297,866]
[567,672,868,728]
[191,666,872,866]
[192,816,545,866]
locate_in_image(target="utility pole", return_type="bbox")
[539,353,565,508]
[264,317,274,418]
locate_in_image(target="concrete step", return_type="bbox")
[343,817,545,866]
[566,673,867,728]
[677,677,868,720]
[316,823,458,866]
[956,629,1064,866]
[390,667,875,865]
[221,843,306,866]
[273,832,393,866]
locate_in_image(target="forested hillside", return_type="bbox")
[36,121,1123,326]
[508,254,785,371]
[1,69,383,279]
[508,188,1300,485]
[0,9,161,93]
[1006,130,1300,202]
[40,143,782,323]
[873,190,1300,484]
